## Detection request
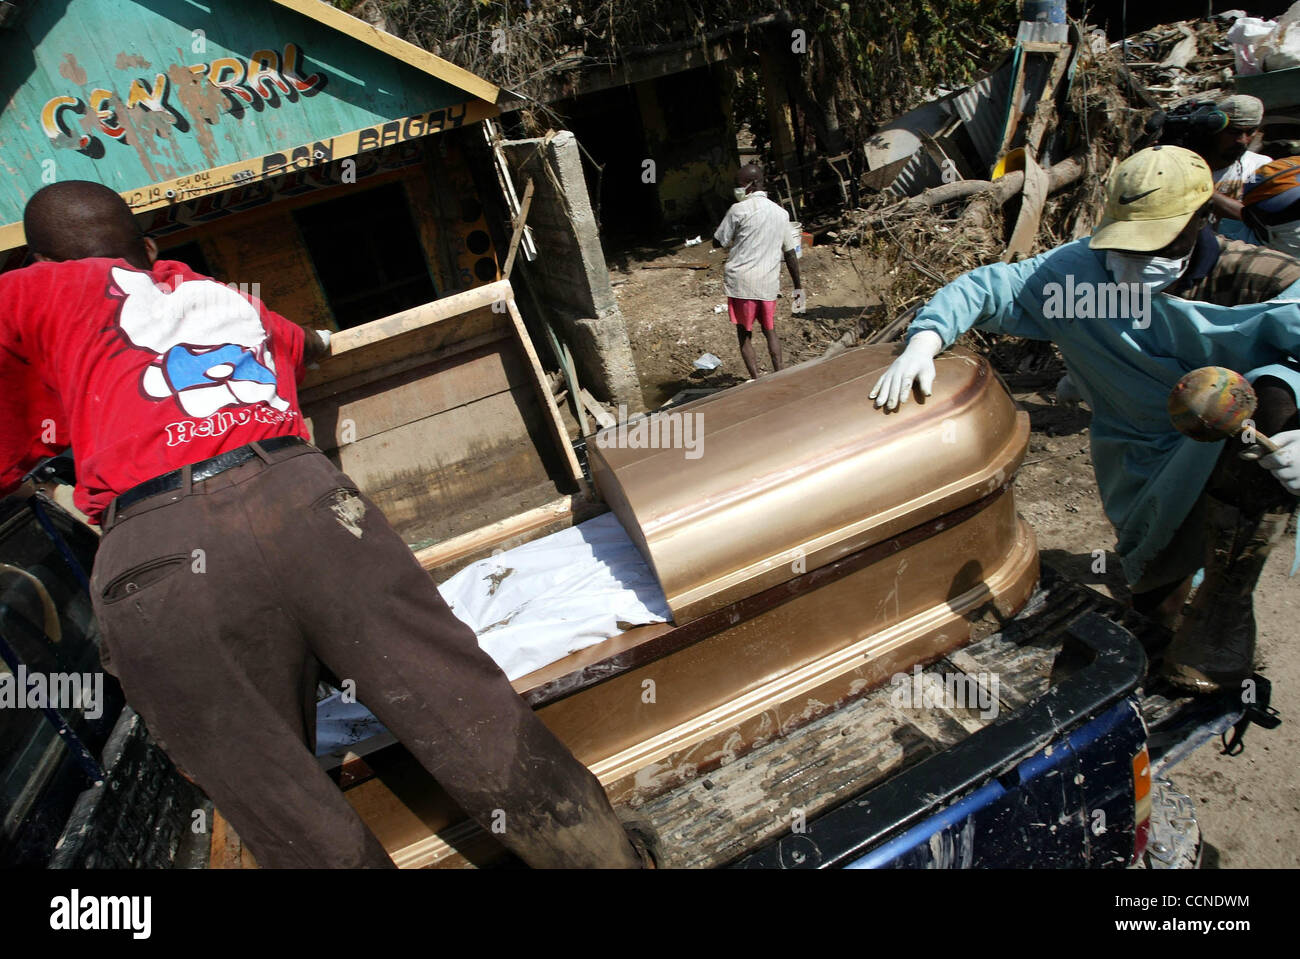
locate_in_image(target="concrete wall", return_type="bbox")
[502,131,643,408]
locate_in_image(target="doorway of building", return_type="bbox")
[293,181,437,330]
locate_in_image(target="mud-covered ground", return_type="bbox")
[610,238,1300,868]
[1014,387,1300,870]
[610,240,883,408]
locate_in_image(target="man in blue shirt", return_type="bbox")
[871,146,1300,694]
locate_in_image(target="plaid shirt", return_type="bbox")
[1170,231,1300,306]
[714,192,796,301]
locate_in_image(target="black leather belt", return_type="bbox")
[113,436,305,512]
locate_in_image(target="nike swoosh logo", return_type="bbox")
[1118,188,1159,205]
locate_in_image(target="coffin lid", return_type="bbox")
[589,344,1029,624]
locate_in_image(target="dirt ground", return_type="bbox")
[610,240,883,407]
[611,238,1300,868]
[1015,389,1300,870]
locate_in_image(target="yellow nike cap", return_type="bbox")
[1090,145,1214,252]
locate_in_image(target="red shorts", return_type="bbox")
[727,297,776,332]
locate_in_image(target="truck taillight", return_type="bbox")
[1132,746,1152,862]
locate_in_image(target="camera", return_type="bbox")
[1147,100,1229,153]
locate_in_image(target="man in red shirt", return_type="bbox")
[0,181,646,868]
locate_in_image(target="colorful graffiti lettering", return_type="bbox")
[260,104,468,176]
[40,95,89,149]
[39,42,325,156]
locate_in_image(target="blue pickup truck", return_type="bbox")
[0,469,1278,870]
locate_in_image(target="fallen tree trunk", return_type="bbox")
[865,153,1088,225]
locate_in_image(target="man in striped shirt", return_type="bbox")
[713,164,802,379]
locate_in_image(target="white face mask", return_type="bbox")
[1257,220,1300,257]
[734,187,751,203]
[1105,250,1191,293]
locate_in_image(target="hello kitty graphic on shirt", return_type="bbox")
[109,266,291,419]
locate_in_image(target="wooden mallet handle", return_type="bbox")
[1243,431,1281,455]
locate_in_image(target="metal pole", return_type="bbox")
[0,621,104,784]
[27,496,90,593]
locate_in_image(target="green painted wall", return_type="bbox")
[0,0,478,228]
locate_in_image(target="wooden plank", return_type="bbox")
[299,329,512,407]
[307,346,523,449]
[324,281,512,357]
[209,809,257,869]
[305,307,510,389]
[412,493,593,572]
[1025,45,1072,160]
[559,337,591,436]
[1001,149,1049,262]
[328,394,562,545]
[304,332,567,548]
[1020,40,1069,54]
[634,661,992,868]
[294,275,589,553]
[581,388,617,430]
[514,258,588,434]
[308,280,579,490]
[996,51,1029,160]
[503,293,585,485]
[502,178,535,278]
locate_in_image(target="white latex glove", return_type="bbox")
[870,330,944,410]
[1257,430,1300,496]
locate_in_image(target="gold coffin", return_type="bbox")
[291,288,1037,868]
[590,345,1031,622]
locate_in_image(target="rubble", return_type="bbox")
[1118,17,1235,101]
[824,13,1283,380]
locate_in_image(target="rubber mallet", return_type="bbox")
[1167,366,1280,454]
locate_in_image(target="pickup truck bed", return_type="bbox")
[630,565,1244,869]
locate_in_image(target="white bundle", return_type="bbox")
[1227,15,1279,75]
[1257,2,1300,72]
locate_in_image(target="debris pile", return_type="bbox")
[1118,17,1235,102]
[826,13,1272,381]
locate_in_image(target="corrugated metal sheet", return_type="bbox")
[951,55,1054,169]
[865,52,1057,197]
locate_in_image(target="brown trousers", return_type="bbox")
[89,440,640,868]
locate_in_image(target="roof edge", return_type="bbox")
[268,0,502,105]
